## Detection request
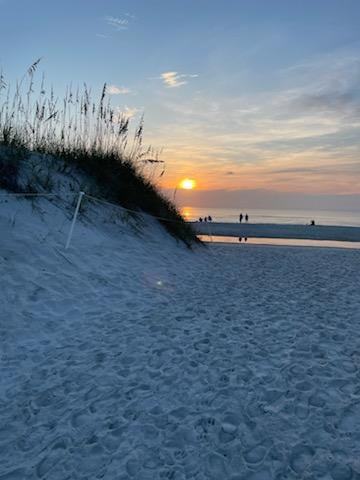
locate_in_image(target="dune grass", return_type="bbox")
[0,61,197,245]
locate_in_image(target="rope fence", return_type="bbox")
[0,190,187,223]
[0,189,204,250]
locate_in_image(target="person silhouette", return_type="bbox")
[245,214,249,222]
[239,213,243,223]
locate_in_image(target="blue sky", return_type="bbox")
[1,0,360,203]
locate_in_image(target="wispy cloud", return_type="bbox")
[160,71,198,88]
[112,106,139,121]
[107,84,131,95]
[105,16,129,31]
[122,106,139,119]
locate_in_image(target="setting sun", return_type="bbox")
[179,178,196,190]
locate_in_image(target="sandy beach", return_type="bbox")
[1,196,360,479]
[2,2,360,477]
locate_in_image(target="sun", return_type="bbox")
[179,178,196,190]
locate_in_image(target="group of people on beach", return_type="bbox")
[198,216,212,222]
[198,213,250,222]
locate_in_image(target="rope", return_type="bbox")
[0,190,188,224]
[84,193,189,225]
[0,189,207,228]
[0,192,63,197]
[84,194,135,212]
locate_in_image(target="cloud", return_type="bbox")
[96,33,107,39]
[278,50,360,119]
[290,91,360,119]
[160,72,198,88]
[122,106,139,119]
[105,16,129,31]
[149,48,360,195]
[112,106,139,122]
[107,84,131,95]
[271,162,360,176]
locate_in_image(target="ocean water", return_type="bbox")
[181,206,360,227]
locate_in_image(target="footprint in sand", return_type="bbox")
[0,468,28,480]
[330,463,353,480]
[126,457,140,477]
[194,338,211,354]
[243,444,268,465]
[294,380,313,392]
[218,422,238,444]
[295,402,309,420]
[308,392,326,408]
[243,469,272,480]
[289,444,315,475]
[70,409,91,428]
[206,453,228,479]
[338,403,360,432]
[36,451,63,478]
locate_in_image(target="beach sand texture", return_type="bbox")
[1,196,360,479]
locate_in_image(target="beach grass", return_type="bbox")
[0,60,197,245]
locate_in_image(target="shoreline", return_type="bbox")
[197,235,360,250]
[191,222,360,242]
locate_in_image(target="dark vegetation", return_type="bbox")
[0,60,198,245]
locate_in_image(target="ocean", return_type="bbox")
[180,206,360,227]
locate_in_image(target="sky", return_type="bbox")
[1,0,360,208]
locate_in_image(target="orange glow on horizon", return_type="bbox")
[182,209,191,219]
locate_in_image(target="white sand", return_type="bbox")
[1,194,360,479]
[192,222,360,242]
